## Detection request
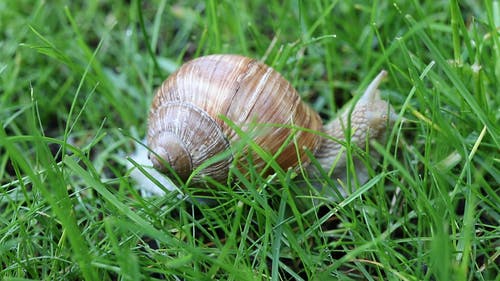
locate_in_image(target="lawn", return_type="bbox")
[1,0,499,280]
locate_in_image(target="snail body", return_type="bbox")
[147,54,395,185]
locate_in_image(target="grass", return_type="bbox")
[1,0,499,280]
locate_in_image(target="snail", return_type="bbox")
[147,54,396,187]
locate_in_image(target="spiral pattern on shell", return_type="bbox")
[147,54,323,183]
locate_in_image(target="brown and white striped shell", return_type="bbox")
[147,54,322,183]
[147,54,395,185]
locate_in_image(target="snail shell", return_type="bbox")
[147,54,322,183]
[147,54,395,185]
